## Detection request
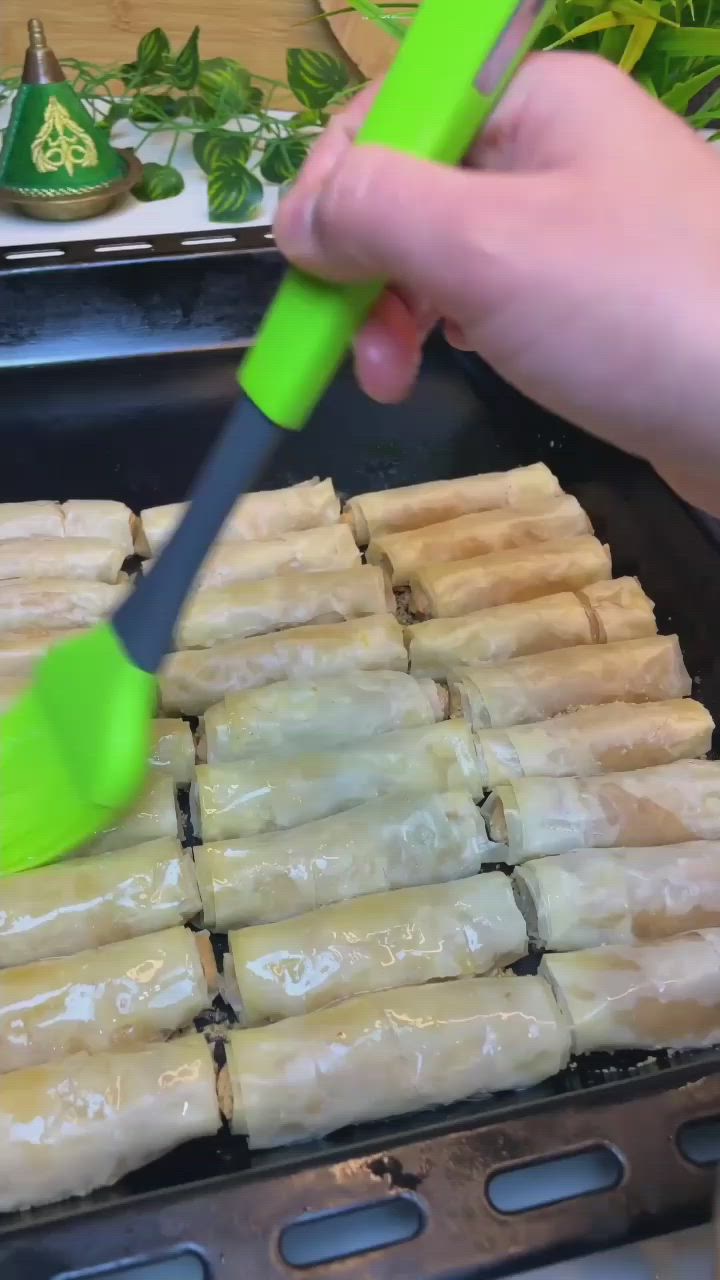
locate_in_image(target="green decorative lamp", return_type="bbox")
[0,18,140,220]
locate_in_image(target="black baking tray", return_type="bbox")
[2,244,720,1280]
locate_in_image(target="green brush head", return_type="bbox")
[0,623,157,876]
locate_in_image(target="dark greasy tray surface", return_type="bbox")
[2,333,720,1276]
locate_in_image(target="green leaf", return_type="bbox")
[176,94,216,122]
[286,48,349,108]
[619,17,657,68]
[612,0,677,27]
[207,156,264,222]
[136,27,171,75]
[246,85,266,112]
[342,0,408,37]
[260,136,310,183]
[129,93,182,123]
[289,108,329,129]
[661,61,720,108]
[173,26,200,90]
[193,130,253,174]
[546,12,628,47]
[97,101,130,130]
[132,162,185,202]
[654,24,720,53]
[198,57,251,114]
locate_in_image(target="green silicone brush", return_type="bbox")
[0,0,550,876]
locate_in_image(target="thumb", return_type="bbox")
[274,144,550,323]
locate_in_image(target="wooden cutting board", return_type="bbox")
[318,0,399,79]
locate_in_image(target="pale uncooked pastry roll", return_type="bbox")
[0,628,85,676]
[410,537,611,617]
[222,975,570,1147]
[579,577,657,643]
[150,719,196,784]
[81,774,180,854]
[474,699,712,786]
[0,499,135,555]
[195,790,493,929]
[367,496,591,587]
[541,929,720,1053]
[196,721,483,840]
[159,525,361,590]
[200,671,446,764]
[482,760,720,862]
[344,464,562,545]
[176,565,394,649]
[160,615,407,716]
[225,875,527,1025]
[514,842,720,950]
[0,838,200,968]
[451,634,690,729]
[137,478,340,556]
[0,1034,219,1212]
[0,926,214,1074]
[0,579,126,633]
[0,537,126,584]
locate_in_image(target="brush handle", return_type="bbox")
[112,401,279,672]
[239,0,550,430]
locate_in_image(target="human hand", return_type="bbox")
[274,53,720,513]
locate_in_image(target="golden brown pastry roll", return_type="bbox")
[200,671,446,764]
[225,874,527,1025]
[81,774,180,855]
[159,615,407,716]
[0,579,126,633]
[450,634,690,729]
[164,524,360,589]
[541,930,720,1053]
[0,1034,219,1212]
[222,975,570,1147]
[514,842,720,950]
[0,628,85,677]
[368,496,591,586]
[410,536,611,617]
[195,721,483,840]
[149,719,196,784]
[0,537,125,584]
[482,760,720,862]
[137,477,340,556]
[176,565,393,649]
[344,463,562,544]
[474,699,712,785]
[0,838,200,968]
[579,577,657,643]
[0,499,135,555]
[0,926,213,1073]
[195,790,492,929]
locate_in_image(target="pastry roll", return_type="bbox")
[515,842,720,950]
[156,525,361,590]
[195,721,483,840]
[137,477,340,556]
[0,537,126,584]
[200,671,446,764]
[195,790,492,929]
[0,499,135,555]
[222,975,570,1147]
[451,634,690,729]
[474,699,712,786]
[0,628,84,677]
[541,929,720,1053]
[0,838,200,968]
[176,565,393,649]
[81,774,180,854]
[0,1034,219,1212]
[225,874,527,1024]
[367,496,591,586]
[482,760,720,862]
[159,615,407,716]
[0,579,126,633]
[406,578,656,677]
[0,925,214,1073]
[344,463,562,544]
[410,537,611,617]
[149,719,196,785]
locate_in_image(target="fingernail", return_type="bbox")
[273,186,318,261]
